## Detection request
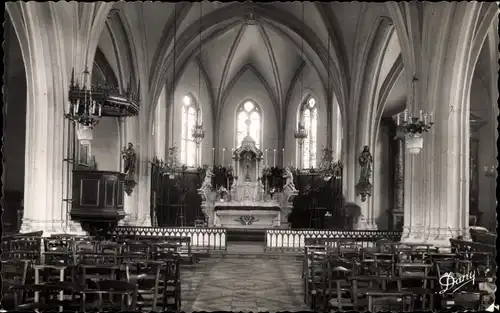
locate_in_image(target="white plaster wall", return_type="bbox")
[169,60,214,167]
[92,118,121,171]
[373,122,391,230]
[218,68,278,166]
[284,64,328,168]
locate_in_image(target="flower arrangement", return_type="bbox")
[217,186,228,199]
[269,187,276,198]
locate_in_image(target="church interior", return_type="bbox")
[2,2,498,312]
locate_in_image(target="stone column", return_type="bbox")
[123,117,139,225]
[388,2,496,247]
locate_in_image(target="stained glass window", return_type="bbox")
[236,101,261,148]
[181,95,199,167]
[301,97,318,168]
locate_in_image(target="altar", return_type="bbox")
[198,134,298,229]
[214,201,281,228]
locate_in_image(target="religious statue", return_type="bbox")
[122,142,137,179]
[245,164,251,182]
[282,167,297,192]
[199,167,214,192]
[356,145,373,202]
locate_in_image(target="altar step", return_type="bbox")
[226,228,266,242]
[207,242,302,260]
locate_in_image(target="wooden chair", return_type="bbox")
[9,236,42,264]
[395,263,435,310]
[80,279,138,311]
[365,291,415,312]
[11,282,81,312]
[162,254,181,312]
[440,291,486,311]
[43,237,75,266]
[304,248,329,306]
[78,264,123,290]
[124,260,166,311]
[323,257,362,311]
[1,259,30,310]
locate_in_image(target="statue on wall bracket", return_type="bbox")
[355,145,373,202]
[122,142,137,196]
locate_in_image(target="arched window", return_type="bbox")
[180,95,199,167]
[300,97,318,168]
[236,101,261,148]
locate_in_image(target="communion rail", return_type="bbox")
[265,229,403,252]
[108,226,227,251]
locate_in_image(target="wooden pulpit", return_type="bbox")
[71,170,126,236]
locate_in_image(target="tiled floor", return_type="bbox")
[181,253,309,312]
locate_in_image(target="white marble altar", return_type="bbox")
[198,135,298,229]
[214,201,281,228]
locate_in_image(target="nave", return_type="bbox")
[2,232,495,312]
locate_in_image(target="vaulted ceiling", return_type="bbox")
[198,21,304,109]
[96,1,497,121]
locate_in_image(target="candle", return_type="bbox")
[423,114,428,125]
[98,104,102,116]
[265,149,268,165]
[222,148,226,165]
[419,110,423,121]
[212,148,215,165]
[429,110,434,123]
[403,109,408,122]
[273,149,276,167]
[282,149,285,166]
[396,114,400,126]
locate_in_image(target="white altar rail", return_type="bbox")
[265,229,403,252]
[110,226,227,251]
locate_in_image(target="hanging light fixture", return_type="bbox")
[394,77,434,154]
[66,67,140,133]
[294,3,308,168]
[192,3,205,151]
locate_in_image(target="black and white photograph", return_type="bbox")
[2,1,498,312]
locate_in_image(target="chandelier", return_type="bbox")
[192,111,205,145]
[190,3,206,152]
[294,123,308,144]
[395,109,434,154]
[394,77,434,155]
[66,67,140,128]
[318,147,342,181]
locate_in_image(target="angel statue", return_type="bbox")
[199,167,214,192]
[283,167,297,192]
[122,142,137,179]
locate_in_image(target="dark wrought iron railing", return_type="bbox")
[265,229,403,252]
[108,226,227,251]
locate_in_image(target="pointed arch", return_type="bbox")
[218,63,279,129]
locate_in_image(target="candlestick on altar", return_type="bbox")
[265,149,268,165]
[212,148,215,166]
[396,114,400,126]
[222,148,226,165]
[273,149,276,167]
[282,148,285,167]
